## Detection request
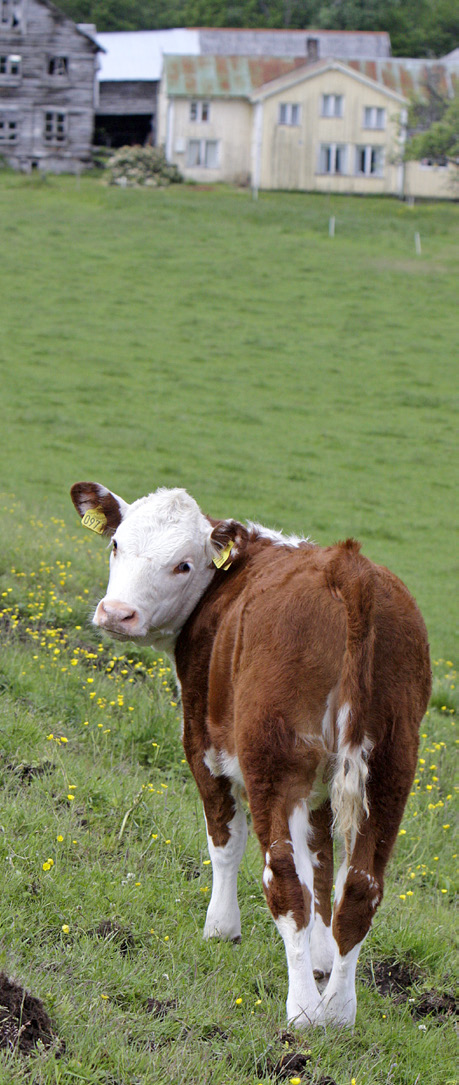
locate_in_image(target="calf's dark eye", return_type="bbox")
[175,562,191,574]
[113,540,117,551]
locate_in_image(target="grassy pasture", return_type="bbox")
[0,175,457,1082]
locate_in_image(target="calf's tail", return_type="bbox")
[325,539,376,852]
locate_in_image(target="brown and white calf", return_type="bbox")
[70,481,431,1028]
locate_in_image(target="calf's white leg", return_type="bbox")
[203,803,248,941]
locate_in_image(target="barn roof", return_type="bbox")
[96,29,200,81]
[197,27,392,59]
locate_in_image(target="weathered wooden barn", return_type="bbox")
[0,0,100,172]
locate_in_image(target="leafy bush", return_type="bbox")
[106,144,183,186]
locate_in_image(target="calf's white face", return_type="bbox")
[71,483,219,651]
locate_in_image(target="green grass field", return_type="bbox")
[0,174,457,1083]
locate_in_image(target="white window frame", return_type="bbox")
[278,102,301,126]
[355,144,384,177]
[0,113,18,141]
[321,93,343,118]
[0,53,20,76]
[186,138,219,169]
[44,110,67,144]
[318,143,348,175]
[189,100,210,123]
[363,106,386,130]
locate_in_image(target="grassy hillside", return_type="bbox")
[0,175,457,1083]
[1,174,457,656]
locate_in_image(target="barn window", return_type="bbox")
[189,100,210,122]
[44,111,67,143]
[278,103,301,126]
[48,57,69,77]
[0,115,18,140]
[0,0,21,28]
[186,139,219,169]
[318,143,347,174]
[363,106,385,129]
[355,144,383,176]
[0,53,21,75]
[321,94,343,118]
[307,37,319,59]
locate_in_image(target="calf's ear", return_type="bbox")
[70,481,129,538]
[208,519,249,569]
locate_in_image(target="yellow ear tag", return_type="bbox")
[81,507,107,536]
[213,540,233,570]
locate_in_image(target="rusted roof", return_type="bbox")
[165,54,457,103]
[347,58,457,101]
[163,54,457,103]
[163,54,309,98]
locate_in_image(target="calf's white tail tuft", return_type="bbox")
[331,743,370,842]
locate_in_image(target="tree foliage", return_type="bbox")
[63,0,458,56]
[406,94,459,164]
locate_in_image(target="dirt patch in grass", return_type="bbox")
[145,996,178,1019]
[364,958,423,1000]
[363,958,457,1023]
[93,919,135,956]
[413,990,457,1021]
[260,1033,337,1084]
[0,973,63,1055]
[2,757,55,783]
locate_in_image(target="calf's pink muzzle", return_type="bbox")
[95,598,141,635]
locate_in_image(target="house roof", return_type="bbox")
[96,29,200,81]
[347,58,457,100]
[163,54,308,98]
[163,53,458,105]
[250,58,408,104]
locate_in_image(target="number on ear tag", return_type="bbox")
[81,507,107,535]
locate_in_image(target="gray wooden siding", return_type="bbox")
[98,80,157,115]
[0,0,99,171]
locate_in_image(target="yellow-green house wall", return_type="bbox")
[158,90,252,185]
[255,68,404,194]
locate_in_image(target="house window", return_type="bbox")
[363,106,385,129]
[278,103,301,126]
[307,37,319,59]
[0,0,21,27]
[319,143,347,175]
[204,139,218,168]
[0,115,18,140]
[189,100,210,122]
[355,145,383,176]
[421,156,448,168]
[186,139,219,169]
[44,111,67,143]
[0,53,21,75]
[322,94,343,118]
[48,57,68,77]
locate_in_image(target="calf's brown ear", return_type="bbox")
[70,481,129,538]
[209,519,249,568]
